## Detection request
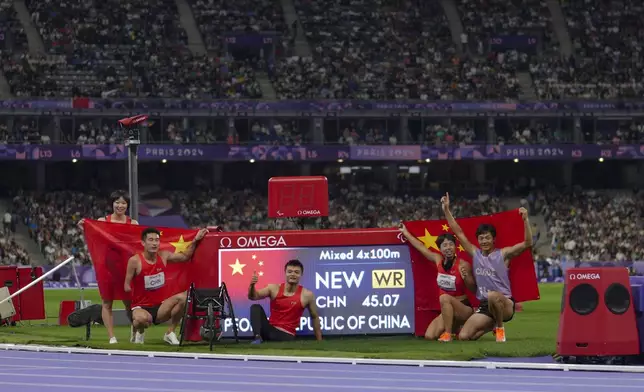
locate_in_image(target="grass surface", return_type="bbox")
[0,284,563,361]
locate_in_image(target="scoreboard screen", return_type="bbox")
[218,244,415,336]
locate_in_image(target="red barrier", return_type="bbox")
[0,266,45,322]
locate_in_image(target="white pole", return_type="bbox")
[0,256,75,306]
[70,260,85,307]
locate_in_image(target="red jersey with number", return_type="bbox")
[436,258,468,297]
[269,284,305,335]
[106,215,132,224]
[131,253,167,308]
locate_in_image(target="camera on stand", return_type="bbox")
[118,114,148,146]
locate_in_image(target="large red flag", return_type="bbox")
[83,220,200,302]
[403,209,540,315]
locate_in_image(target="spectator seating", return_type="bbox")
[540,189,644,262]
[7,187,644,267]
[534,0,644,99]
[6,0,262,98]
[273,0,461,100]
[0,0,28,52]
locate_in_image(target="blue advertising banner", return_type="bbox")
[0,144,642,161]
[489,35,538,52]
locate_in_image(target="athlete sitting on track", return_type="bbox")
[124,227,208,345]
[442,193,533,342]
[399,223,476,342]
[76,190,139,344]
[247,259,322,343]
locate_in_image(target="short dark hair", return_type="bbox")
[285,259,304,272]
[437,233,457,247]
[476,224,497,238]
[110,190,130,205]
[141,227,160,240]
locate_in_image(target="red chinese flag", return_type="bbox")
[83,220,199,302]
[403,209,539,311]
[218,248,302,306]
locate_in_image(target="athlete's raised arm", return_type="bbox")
[501,208,533,266]
[163,228,208,263]
[398,223,442,263]
[441,193,476,257]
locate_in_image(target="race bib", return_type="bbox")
[144,272,165,291]
[437,273,457,291]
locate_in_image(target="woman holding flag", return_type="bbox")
[399,223,476,342]
[76,190,139,344]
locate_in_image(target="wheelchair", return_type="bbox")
[178,282,239,351]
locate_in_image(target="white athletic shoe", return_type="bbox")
[109,337,118,344]
[134,332,145,344]
[164,332,180,346]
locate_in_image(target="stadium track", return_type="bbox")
[1,345,644,391]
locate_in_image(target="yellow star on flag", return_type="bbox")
[160,231,163,236]
[418,229,439,251]
[259,271,264,277]
[458,244,465,252]
[230,259,246,276]
[170,235,192,253]
[442,224,449,231]
[258,261,264,267]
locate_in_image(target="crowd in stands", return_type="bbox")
[11,192,107,265]
[3,0,644,100]
[273,0,524,100]
[7,114,644,146]
[532,0,644,99]
[0,234,29,266]
[188,0,288,51]
[5,184,643,272]
[3,0,263,99]
[0,0,27,52]
[1,211,29,266]
[540,188,644,262]
[7,187,504,266]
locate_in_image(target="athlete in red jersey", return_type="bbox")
[247,259,322,343]
[399,223,476,342]
[124,226,208,345]
[77,190,139,344]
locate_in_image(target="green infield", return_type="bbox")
[0,284,562,361]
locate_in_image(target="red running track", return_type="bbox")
[0,349,643,392]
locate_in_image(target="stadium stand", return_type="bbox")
[272,0,467,100]
[0,0,27,52]
[1,0,644,271]
[4,0,263,99]
[9,187,504,265]
[534,0,644,99]
[188,0,289,51]
[7,185,643,269]
[5,0,644,100]
[540,189,644,263]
